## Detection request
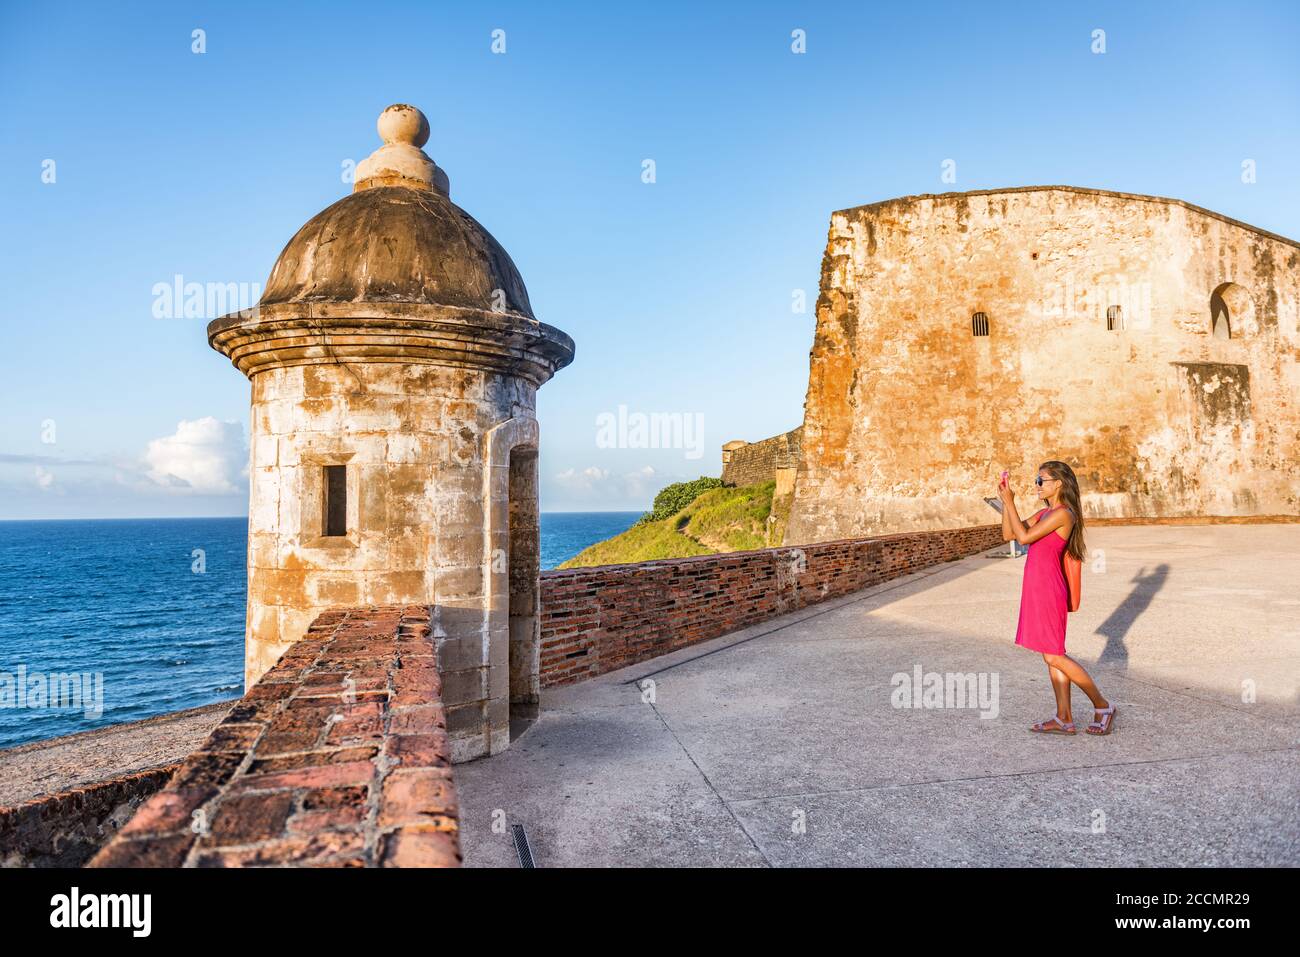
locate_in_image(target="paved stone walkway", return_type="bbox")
[457,524,1300,866]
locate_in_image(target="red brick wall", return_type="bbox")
[89,606,459,868]
[0,766,178,867]
[540,523,1004,686]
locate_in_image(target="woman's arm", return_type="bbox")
[1007,506,1068,546]
[998,478,1051,545]
[1004,507,1042,541]
[998,475,1031,541]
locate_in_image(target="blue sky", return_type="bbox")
[1,0,1297,518]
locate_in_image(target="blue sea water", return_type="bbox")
[0,511,639,749]
[0,517,247,750]
[540,511,641,571]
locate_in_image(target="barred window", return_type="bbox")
[971,312,989,336]
[1106,305,1124,331]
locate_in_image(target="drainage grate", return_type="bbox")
[512,824,536,868]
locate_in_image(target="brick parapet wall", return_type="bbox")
[89,605,459,868]
[539,522,1003,686]
[721,427,802,488]
[0,766,178,867]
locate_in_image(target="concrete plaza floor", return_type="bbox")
[456,523,1300,867]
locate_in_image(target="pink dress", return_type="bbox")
[1014,505,1069,655]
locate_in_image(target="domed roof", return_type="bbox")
[209,105,572,384]
[259,185,534,317]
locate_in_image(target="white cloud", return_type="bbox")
[144,417,248,494]
[0,419,248,517]
[552,464,665,504]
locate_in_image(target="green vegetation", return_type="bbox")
[559,480,777,569]
[679,480,774,552]
[636,476,725,525]
[555,515,716,567]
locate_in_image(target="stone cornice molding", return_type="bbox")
[207,302,575,385]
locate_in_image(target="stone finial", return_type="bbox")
[354,104,450,196]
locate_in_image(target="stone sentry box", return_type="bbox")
[208,105,574,762]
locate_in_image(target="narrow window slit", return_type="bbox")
[324,465,347,537]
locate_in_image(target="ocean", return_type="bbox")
[0,511,640,750]
[539,511,641,570]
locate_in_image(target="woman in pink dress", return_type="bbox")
[997,460,1116,736]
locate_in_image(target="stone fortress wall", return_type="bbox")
[721,427,802,493]
[774,186,1300,544]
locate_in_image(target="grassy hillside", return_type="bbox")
[558,481,777,569]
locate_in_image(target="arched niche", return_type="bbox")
[1210,282,1255,340]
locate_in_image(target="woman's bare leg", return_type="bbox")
[1044,653,1109,713]
[1047,663,1073,722]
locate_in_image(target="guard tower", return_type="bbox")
[209,104,574,761]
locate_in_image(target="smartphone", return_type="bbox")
[1000,470,1008,488]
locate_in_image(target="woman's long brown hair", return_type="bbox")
[1039,460,1086,562]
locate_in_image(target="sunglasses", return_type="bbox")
[1035,476,1060,486]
